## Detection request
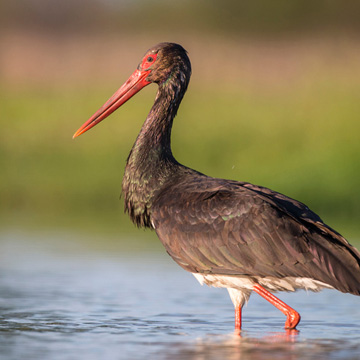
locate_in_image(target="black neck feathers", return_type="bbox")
[122,48,191,227]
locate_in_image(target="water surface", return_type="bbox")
[1,231,360,359]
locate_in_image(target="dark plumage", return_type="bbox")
[74,42,360,330]
[153,176,360,294]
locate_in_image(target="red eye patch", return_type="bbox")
[141,53,158,69]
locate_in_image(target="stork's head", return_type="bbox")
[73,43,190,138]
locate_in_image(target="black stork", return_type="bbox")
[73,42,360,331]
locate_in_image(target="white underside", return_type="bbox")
[192,272,334,308]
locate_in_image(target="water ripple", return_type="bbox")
[1,235,360,359]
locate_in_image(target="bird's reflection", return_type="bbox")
[235,328,299,340]
[164,329,303,360]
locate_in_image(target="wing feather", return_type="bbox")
[151,175,360,294]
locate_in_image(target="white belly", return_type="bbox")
[192,272,334,308]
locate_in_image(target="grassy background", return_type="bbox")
[1,38,359,241]
[1,2,360,243]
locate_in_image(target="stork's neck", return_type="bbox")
[122,77,188,228]
[133,85,182,158]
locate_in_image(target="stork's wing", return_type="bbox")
[151,176,360,295]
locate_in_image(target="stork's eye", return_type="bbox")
[142,53,158,69]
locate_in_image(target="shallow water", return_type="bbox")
[1,232,360,360]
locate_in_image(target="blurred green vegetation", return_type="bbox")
[2,0,360,36]
[1,0,359,242]
[1,71,359,239]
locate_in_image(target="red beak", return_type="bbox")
[73,69,151,138]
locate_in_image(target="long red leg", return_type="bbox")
[235,305,242,330]
[253,284,301,329]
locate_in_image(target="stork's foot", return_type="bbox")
[284,309,301,330]
[253,283,301,330]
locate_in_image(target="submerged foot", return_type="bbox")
[284,310,301,329]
